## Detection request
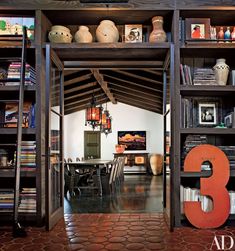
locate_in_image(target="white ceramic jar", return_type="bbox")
[213,58,230,85]
[75,26,93,43]
[48,25,72,43]
[96,20,119,43]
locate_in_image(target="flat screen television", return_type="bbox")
[118,131,146,150]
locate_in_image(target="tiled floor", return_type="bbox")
[64,175,163,213]
[1,213,235,251]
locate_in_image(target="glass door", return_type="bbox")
[163,44,174,231]
[45,44,64,230]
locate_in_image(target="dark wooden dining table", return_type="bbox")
[66,159,113,196]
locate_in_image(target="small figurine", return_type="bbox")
[224,27,231,42]
[217,26,224,42]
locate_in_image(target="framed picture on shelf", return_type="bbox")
[124,24,142,43]
[185,18,210,40]
[193,98,222,127]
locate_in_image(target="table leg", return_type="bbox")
[97,168,103,196]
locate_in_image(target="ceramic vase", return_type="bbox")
[149,16,167,43]
[150,154,163,175]
[224,27,231,42]
[96,20,119,43]
[48,25,72,43]
[210,26,217,40]
[213,58,230,85]
[231,27,235,42]
[217,27,224,42]
[75,26,93,43]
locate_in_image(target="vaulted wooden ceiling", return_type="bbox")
[64,68,168,115]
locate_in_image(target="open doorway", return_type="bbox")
[62,67,168,215]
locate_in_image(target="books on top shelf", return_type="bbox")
[0,189,14,212]
[18,187,36,213]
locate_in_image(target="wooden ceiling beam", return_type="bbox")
[64,81,97,95]
[92,69,117,104]
[116,99,161,114]
[114,93,162,110]
[108,81,161,99]
[64,87,101,101]
[110,88,162,106]
[114,69,163,85]
[65,94,107,110]
[103,74,163,93]
[65,98,109,115]
[64,73,93,86]
[64,60,164,69]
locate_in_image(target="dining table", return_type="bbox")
[66,159,113,196]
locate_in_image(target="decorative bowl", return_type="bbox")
[48,25,72,43]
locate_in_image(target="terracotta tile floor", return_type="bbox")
[1,213,235,251]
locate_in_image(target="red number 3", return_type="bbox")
[184,144,230,228]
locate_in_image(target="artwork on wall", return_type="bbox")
[118,131,146,150]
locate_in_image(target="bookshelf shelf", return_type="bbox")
[180,85,235,96]
[181,170,235,177]
[0,85,36,91]
[0,169,36,177]
[180,128,235,135]
[0,128,36,135]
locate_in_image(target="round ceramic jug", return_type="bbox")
[75,26,93,43]
[149,16,167,43]
[150,154,163,175]
[48,25,72,43]
[213,58,230,85]
[96,20,119,43]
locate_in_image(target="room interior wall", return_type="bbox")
[64,102,163,160]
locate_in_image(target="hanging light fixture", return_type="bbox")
[85,94,102,130]
[100,103,112,136]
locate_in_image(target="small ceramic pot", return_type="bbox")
[75,26,93,43]
[213,58,230,85]
[96,20,119,43]
[149,16,167,43]
[48,25,72,43]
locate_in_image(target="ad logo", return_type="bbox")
[210,235,234,250]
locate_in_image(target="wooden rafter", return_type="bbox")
[91,69,117,104]
[65,98,109,115]
[65,93,107,109]
[64,81,97,95]
[108,81,161,98]
[114,70,163,85]
[103,74,163,93]
[113,92,162,110]
[110,87,163,106]
[64,73,92,86]
[64,87,101,101]
[116,98,161,114]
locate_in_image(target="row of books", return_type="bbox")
[6,62,36,86]
[17,141,36,171]
[181,186,235,214]
[0,189,14,212]
[0,101,35,128]
[180,64,217,85]
[182,135,235,170]
[19,187,36,213]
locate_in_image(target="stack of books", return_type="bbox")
[218,146,235,170]
[180,64,192,85]
[0,189,14,212]
[18,187,36,213]
[193,68,216,85]
[6,62,36,86]
[18,141,36,171]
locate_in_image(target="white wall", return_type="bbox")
[64,102,163,160]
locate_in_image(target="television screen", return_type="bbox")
[118,131,146,150]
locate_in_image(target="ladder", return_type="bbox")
[12,26,28,237]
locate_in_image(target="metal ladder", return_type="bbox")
[12,26,28,237]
